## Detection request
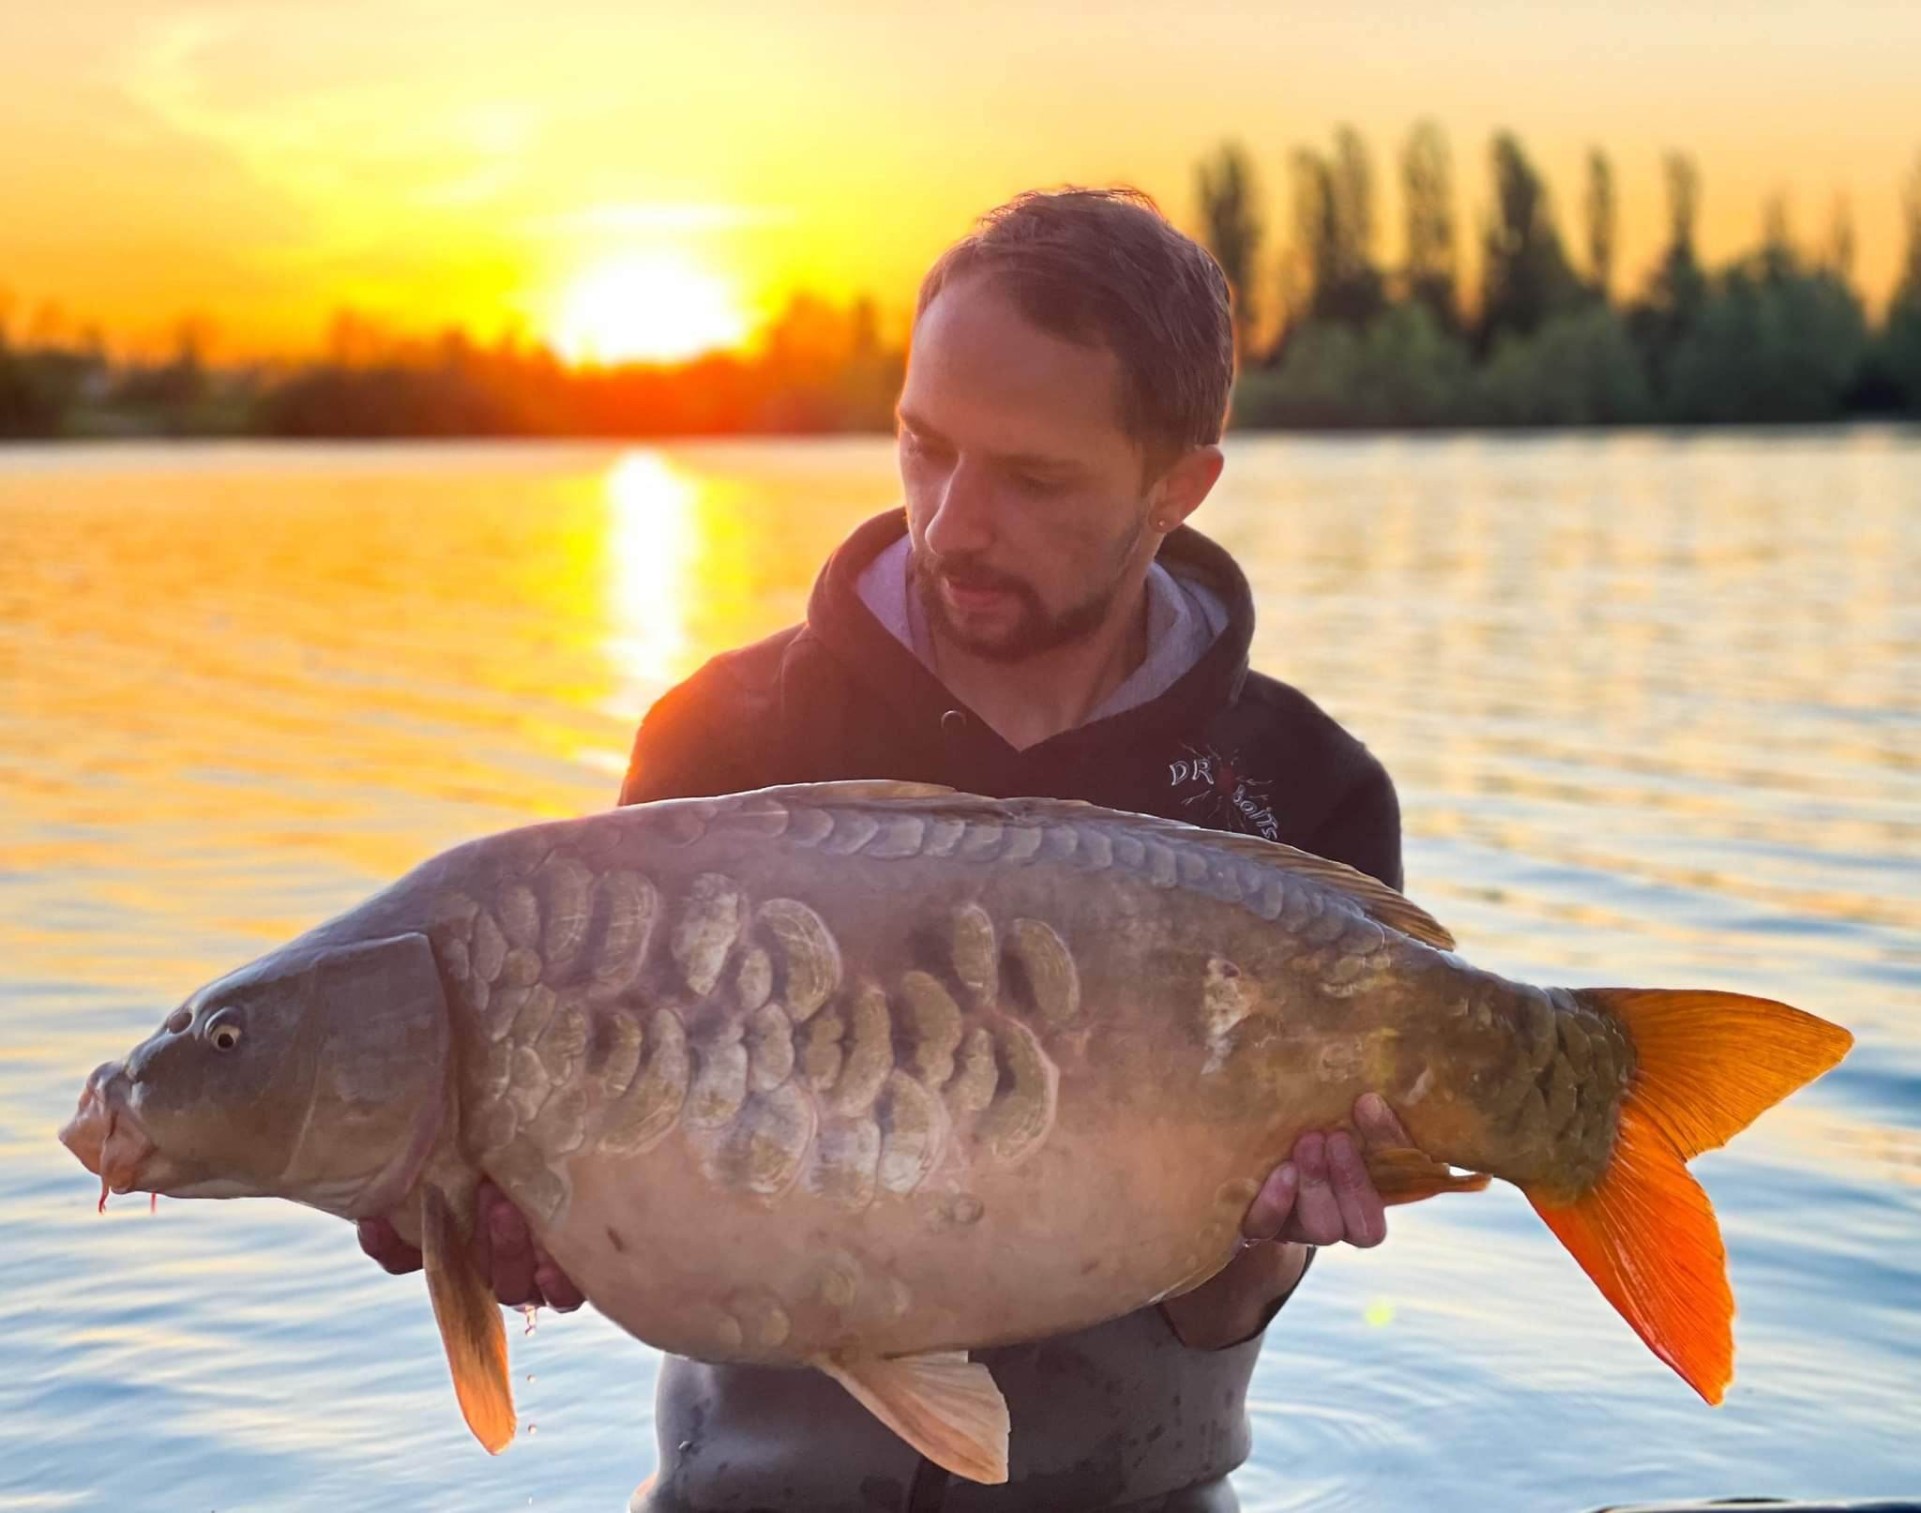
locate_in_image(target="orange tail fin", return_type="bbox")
[1523,988,1852,1405]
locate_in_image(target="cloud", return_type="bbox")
[116,9,540,223]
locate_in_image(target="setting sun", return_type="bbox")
[550,253,749,365]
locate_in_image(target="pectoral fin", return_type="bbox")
[421,1183,516,1453]
[816,1350,1009,1484]
[1364,1144,1491,1205]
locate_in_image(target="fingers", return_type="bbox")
[1284,1131,1347,1246]
[1354,1091,1412,1150]
[1280,1130,1388,1248]
[535,1255,585,1313]
[1241,1161,1298,1242]
[361,1184,584,1312]
[482,1184,541,1308]
[356,1216,423,1275]
[1325,1130,1386,1248]
[476,1180,585,1312]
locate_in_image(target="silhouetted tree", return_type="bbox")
[1400,121,1459,329]
[1196,141,1263,360]
[1286,127,1386,334]
[248,291,901,438]
[325,308,403,367]
[0,333,101,438]
[1628,152,1711,400]
[1235,301,1473,428]
[1902,155,1921,298]
[850,295,881,357]
[1478,132,1582,350]
[115,317,209,410]
[0,334,59,437]
[1759,193,1797,280]
[1877,153,1921,411]
[1668,154,1703,264]
[1479,305,1653,425]
[1825,194,1857,282]
[1286,146,1335,336]
[1584,148,1617,300]
[755,293,901,429]
[1329,127,1386,324]
[1667,213,1868,423]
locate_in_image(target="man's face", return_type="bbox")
[896,274,1163,663]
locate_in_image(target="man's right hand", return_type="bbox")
[356,1179,585,1313]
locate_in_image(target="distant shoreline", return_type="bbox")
[7,418,1920,448]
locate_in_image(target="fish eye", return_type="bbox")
[204,1014,243,1052]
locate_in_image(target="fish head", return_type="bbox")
[60,931,451,1219]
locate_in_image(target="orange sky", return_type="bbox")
[2,0,1918,358]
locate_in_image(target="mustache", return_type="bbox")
[911,550,1033,597]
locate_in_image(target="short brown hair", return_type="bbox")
[915,187,1235,473]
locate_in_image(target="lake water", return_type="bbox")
[1,433,1915,1512]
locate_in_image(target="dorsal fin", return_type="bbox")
[756,779,959,803]
[1154,827,1456,951]
[742,782,1456,952]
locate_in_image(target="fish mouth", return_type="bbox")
[59,1062,157,1205]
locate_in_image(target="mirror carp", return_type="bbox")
[59,781,1853,1482]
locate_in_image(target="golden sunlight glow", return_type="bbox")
[552,253,749,365]
[5,6,1921,349]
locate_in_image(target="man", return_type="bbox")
[361,187,1415,1511]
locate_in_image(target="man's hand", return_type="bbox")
[356,1180,585,1313]
[1239,1092,1411,1249]
[1161,1092,1414,1350]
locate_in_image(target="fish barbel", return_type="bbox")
[58,781,1852,1481]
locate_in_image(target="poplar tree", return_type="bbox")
[1401,121,1458,328]
[1875,154,1921,410]
[1478,132,1580,348]
[1196,141,1264,361]
[1628,152,1710,395]
[1289,128,1385,330]
[1584,148,1617,300]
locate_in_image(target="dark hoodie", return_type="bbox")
[620,510,1402,1513]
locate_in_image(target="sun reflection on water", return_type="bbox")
[601,449,700,715]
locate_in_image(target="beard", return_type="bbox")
[908,524,1146,664]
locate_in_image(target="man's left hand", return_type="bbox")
[1160,1092,1414,1350]
[1240,1091,1411,1249]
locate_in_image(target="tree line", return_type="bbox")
[4,127,1920,440]
[1200,127,1921,426]
[0,293,904,441]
